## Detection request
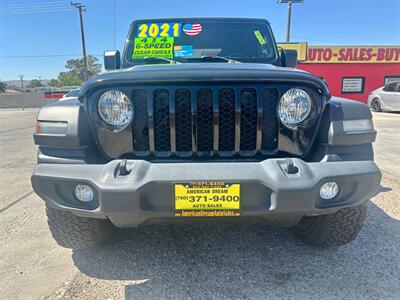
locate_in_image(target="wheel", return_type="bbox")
[46,204,113,249]
[370,98,382,112]
[293,203,367,247]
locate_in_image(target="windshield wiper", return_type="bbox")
[144,56,179,64]
[136,57,180,64]
[182,56,240,63]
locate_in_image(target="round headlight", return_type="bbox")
[98,90,133,129]
[278,88,312,128]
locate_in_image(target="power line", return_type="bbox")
[0,1,70,11]
[0,0,69,5]
[0,9,72,15]
[0,54,103,58]
[1,3,69,9]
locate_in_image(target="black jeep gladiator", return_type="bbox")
[31,18,381,249]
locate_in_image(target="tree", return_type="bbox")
[65,55,102,81]
[57,72,82,86]
[47,79,60,87]
[28,79,43,88]
[46,55,102,88]
[0,80,7,93]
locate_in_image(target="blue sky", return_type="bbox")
[0,0,399,81]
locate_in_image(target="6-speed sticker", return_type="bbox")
[132,37,174,59]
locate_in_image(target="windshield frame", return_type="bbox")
[121,18,280,68]
[66,89,79,97]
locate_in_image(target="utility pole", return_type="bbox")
[286,0,292,42]
[277,0,304,42]
[71,2,88,80]
[18,75,24,88]
[113,0,117,49]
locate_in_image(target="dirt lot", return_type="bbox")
[0,108,399,299]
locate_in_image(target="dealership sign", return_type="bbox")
[278,44,400,64]
[307,46,400,63]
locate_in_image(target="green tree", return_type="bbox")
[47,79,60,87]
[65,55,102,81]
[0,80,7,93]
[57,72,82,86]
[28,79,43,88]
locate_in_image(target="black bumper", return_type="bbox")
[31,158,381,227]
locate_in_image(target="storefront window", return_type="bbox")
[341,77,365,94]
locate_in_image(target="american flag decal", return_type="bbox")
[182,23,202,36]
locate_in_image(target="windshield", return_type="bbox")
[66,89,79,97]
[125,19,278,65]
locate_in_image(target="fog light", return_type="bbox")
[74,184,94,202]
[320,182,339,200]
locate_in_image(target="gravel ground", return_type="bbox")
[0,109,399,300]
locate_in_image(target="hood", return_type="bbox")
[79,63,330,98]
[371,86,384,94]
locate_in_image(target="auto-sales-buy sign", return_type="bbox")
[306,46,400,63]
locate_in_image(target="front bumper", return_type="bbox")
[31,158,381,227]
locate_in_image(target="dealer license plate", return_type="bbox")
[174,182,240,217]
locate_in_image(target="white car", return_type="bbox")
[59,88,80,101]
[368,82,400,112]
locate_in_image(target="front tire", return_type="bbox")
[370,98,382,112]
[46,204,113,249]
[294,203,367,247]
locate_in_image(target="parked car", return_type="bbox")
[368,82,400,112]
[59,88,80,101]
[31,17,381,249]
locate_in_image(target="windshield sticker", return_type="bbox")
[253,30,266,45]
[174,45,193,58]
[132,37,174,59]
[182,23,202,36]
[137,23,181,38]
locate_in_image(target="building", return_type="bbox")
[279,43,400,103]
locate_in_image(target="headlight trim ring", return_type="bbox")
[98,89,133,132]
[278,88,312,129]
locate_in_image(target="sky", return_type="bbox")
[0,0,399,81]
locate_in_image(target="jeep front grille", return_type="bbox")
[131,86,279,157]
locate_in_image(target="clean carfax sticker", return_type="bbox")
[132,37,174,59]
[137,22,182,38]
[182,23,202,36]
[174,45,193,58]
[253,30,266,45]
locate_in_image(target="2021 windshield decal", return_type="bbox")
[137,23,181,38]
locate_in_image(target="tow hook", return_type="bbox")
[285,159,299,175]
[118,159,131,176]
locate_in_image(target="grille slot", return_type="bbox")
[131,86,279,158]
[240,88,257,153]
[132,89,149,154]
[175,89,192,153]
[196,89,214,154]
[218,88,236,153]
[153,89,170,153]
[261,88,279,153]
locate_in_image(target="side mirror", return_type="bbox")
[281,49,297,68]
[104,50,121,70]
